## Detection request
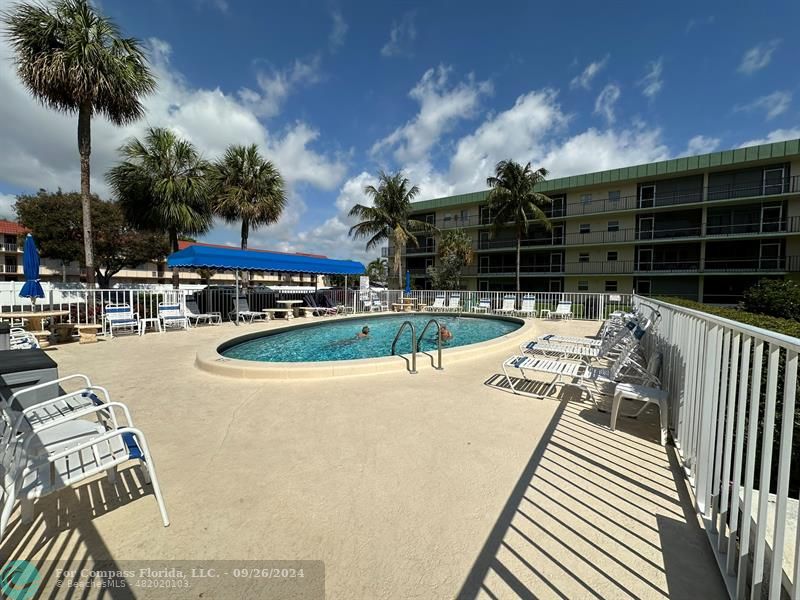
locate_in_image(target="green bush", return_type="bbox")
[741,279,800,321]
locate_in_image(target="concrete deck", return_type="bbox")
[2,317,727,599]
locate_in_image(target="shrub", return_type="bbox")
[741,278,800,321]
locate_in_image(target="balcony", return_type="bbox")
[2,242,19,253]
[0,264,21,273]
[383,243,436,257]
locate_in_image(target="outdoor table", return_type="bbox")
[397,297,417,312]
[277,300,302,319]
[53,322,103,344]
[138,317,162,336]
[1,309,69,332]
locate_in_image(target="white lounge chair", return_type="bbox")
[426,295,446,311]
[551,301,573,319]
[158,302,189,331]
[9,328,38,350]
[185,299,222,326]
[104,303,140,338]
[472,298,492,313]
[495,295,517,315]
[446,293,461,312]
[229,297,268,324]
[521,320,648,361]
[515,295,538,318]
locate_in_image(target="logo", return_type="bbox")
[0,560,40,600]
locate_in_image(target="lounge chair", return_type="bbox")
[304,294,336,316]
[472,298,492,313]
[446,293,461,312]
[229,297,268,324]
[426,295,446,311]
[371,294,388,311]
[522,319,648,361]
[495,295,517,315]
[9,328,38,350]
[515,295,538,318]
[158,302,189,331]
[185,298,222,326]
[104,303,140,338]
[551,301,573,319]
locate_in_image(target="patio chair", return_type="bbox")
[158,302,189,331]
[9,328,38,350]
[472,298,492,313]
[371,294,388,311]
[185,298,222,326]
[426,295,446,311]
[551,301,573,319]
[522,319,648,361]
[495,295,517,315]
[515,295,538,318]
[229,297,268,324]
[446,293,461,312]
[304,294,336,316]
[104,303,140,338]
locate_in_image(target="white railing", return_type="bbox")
[633,295,799,599]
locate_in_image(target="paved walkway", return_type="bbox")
[2,317,726,599]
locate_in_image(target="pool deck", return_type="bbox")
[2,316,727,599]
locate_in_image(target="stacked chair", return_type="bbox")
[0,374,169,542]
[501,306,664,410]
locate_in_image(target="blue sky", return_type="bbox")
[1,0,799,263]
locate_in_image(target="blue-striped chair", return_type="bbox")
[158,302,189,331]
[104,303,140,338]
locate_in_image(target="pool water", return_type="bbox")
[221,314,521,362]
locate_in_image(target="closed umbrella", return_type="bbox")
[405,270,411,295]
[19,233,45,309]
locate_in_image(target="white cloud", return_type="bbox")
[239,55,322,118]
[682,135,721,156]
[734,91,792,121]
[334,171,376,212]
[594,84,621,124]
[371,66,492,164]
[739,128,800,148]
[329,10,348,51]
[685,16,715,34]
[738,40,780,75]
[381,12,416,58]
[569,55,609,90]
[638,59,663,99]
[0,193,16,220]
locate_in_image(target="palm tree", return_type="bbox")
[366,258,388,284]
[3,0,155,286]
[348,171,437,288]
[208,144,286,250]
[107,127,212,288]
[486,160,553,292]
[437,229,474,288]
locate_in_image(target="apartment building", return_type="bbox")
[0,227,321,287]
[387,139,800,302]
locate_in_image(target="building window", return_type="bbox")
[605,280,618,292]
[581,193,592,204]
[608,190,621,203]
[607,251,618,261]
[607,220,619,232]
[577,280,589,291]
[579,253,590,263]
[579,224,590,234]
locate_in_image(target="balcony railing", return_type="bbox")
[383,243,436,257]
[0,264,21,274]
[2,243,18,252]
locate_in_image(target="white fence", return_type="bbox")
[634,295,799,599]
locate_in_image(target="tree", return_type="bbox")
[3,0,156,286]
[107,127,212,288]
[742,278,800,320]
[15,190,168,286]
[366,258,388,285]
[426,229,473,289]
[486,160,553,292]
[348,171,438,288]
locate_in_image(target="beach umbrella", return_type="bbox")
[19,233,45,308]
[405,270,411,295]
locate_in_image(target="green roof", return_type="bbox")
[410,138,800,212]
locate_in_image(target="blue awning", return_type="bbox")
[166,244,365,275]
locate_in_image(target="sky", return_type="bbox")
[0,0,799,265]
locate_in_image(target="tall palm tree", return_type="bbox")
[107,127,212,288]
[3,0,155,286]
[486,160,553,292]
[208,144,286,250]
[348,171,437,288]
[366,257,388,284]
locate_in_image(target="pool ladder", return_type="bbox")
[390,319,444,374]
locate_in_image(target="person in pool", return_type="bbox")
[439,324,453,341]
[356,325,370,339]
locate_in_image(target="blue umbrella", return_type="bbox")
[405,270,411,295]
[19,233,45,307]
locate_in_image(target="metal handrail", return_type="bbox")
[417,319,444,370]
[390,320,418,374]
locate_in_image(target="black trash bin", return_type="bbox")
[0,348,59,411]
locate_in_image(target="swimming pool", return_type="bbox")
[220,314,522,362]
